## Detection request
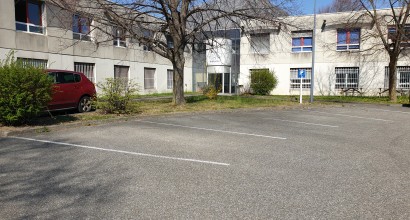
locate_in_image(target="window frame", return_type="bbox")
[113,26,127,47]
[249,33,270,55]
[387,25,410,48]
[167,69,173,89]
[335,67,360,89]
[144,68,156,90]
[384,66,410,90]
[73,14,91,41]
[17,57,48,68]
[15,0,45,34]
[336,29,361,51]
[114,65,129,80]
[292,37,312,53]
[74,62,95,83]
[290,68,312,89]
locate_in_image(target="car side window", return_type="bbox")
[74,74,81,82]
[48,72,57,83]
[56,72,76,84]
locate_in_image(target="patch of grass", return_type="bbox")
[133,92,201,99]
[313,95,409,104]
[36,126,50,133]
[137,95,297,115]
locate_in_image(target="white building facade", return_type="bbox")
[0,0,193,94]
[1,1,409,97]
[239,11,410,96]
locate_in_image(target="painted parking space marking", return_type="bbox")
[305,110,394,122]
[136,120,287,140]
[262,118,339,128]
[365,108,410,114]
[9,136,230,166]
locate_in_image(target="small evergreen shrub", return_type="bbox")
[0,54,53,125]
[96,78,139,114]
[250,69,278,95]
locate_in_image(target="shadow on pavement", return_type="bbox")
[0,138,126,219]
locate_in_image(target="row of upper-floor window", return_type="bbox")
[14,0,151,49]
[250,29,361,54]
[250,25,410,54]
[13,1,410,53]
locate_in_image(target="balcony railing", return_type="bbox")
[113,39,127,47]
[73,32,91,41]
[336,43,360,51]
[15,21,45,34]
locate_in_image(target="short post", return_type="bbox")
[298,69,306,104]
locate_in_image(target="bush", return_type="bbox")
[96,78,139,114]
[0,55,53,125]
[249,69,278,95]
[201,84,221,100]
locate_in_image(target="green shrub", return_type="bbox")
[96,78,139,114]
[0,55,53,125]
[250,69,278,95]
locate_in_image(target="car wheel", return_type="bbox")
[78,96,92,113]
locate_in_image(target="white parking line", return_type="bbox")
[307,110,394,122]
[136,120,287,140]
[9,136,230,166]
[366,108,410,114]
[262,118,339,128]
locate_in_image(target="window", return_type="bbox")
[142,29,153,51]
[15,0,45,34]
[384,66,410,90]
[337,29,360,50]
[73,14,91,41]
[74,62,95,83]
[144,68,156,89]
[17,58,47,68]
[388,25,410,47]
[292,37,312,52]
[166,35,174,49]
[335,67,359,89]
[113,27,126,47]
[290,68,312,89]
[114,65,129,80]
[50,72,77,84]
[291,31,313,52]
[167,69,173,89]
[250,33,270,54]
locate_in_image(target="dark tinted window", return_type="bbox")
[56,72,76,84]
[74,74,81,82]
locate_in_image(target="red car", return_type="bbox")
[47,70,96,112]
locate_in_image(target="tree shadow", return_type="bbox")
[0,138,128,219]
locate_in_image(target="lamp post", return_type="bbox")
[310,0,317,103]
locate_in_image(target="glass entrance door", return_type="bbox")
[208,73,222,92]
[208,73,231,93]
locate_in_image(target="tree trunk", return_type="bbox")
[388,55,398,102]
[172,49,186,105]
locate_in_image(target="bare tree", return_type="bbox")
[355,1,410,101]
[47,0,295,105]
[319,0,363,13]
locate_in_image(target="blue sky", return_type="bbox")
[299,0,334,15]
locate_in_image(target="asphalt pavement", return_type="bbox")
[1,104,410,219]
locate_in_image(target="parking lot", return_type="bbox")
[1,104,410,219]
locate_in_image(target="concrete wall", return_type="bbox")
[0,0,193,94]
[240,10,410,95]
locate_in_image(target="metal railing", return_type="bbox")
[15,22,45,34]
